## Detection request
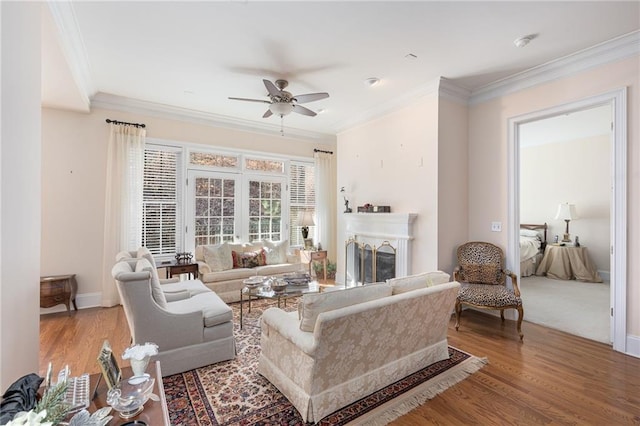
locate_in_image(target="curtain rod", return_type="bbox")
[106,118,146,128]
[314,148,333,154]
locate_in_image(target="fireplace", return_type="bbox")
[343,213,416,286]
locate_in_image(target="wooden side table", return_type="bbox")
[158,261,199,280]
[40,274,78,315]
[302,250,328,281]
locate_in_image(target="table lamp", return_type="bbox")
[297,211,315,239]
[555,203,577,243]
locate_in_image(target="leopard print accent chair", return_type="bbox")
[453,241,524,341]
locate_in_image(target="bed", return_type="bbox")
[520,223,547,277]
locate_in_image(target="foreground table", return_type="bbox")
[90,360,170,425]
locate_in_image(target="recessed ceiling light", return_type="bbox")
[514,34,536,48]
[364,77,380,87]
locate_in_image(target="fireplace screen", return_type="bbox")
[345,239,397,286]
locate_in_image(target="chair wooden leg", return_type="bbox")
[500,309,505,322]
[517,306,524,341]
[455,300,462,331]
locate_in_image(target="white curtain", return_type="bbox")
[101,124,145,306]
[314,151,336,260]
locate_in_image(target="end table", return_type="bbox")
[40,274,78,315]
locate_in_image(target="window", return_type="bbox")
[289,162,315,247]
[248,179,283,242]
[142,147,181,256]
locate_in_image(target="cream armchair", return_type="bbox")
[111,258,236,376]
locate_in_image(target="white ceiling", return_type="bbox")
[42,1,640,139]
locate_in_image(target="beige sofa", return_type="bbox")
[195,240,302,303]
[111,258,235,376]
[258,271,459,423]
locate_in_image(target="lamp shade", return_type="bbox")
[296,211,315,227]
[554,203,577,221]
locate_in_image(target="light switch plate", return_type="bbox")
[491,222,502,232]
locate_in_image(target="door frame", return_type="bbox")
[507,87,627,353]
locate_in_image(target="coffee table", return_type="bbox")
[239,279,319,329]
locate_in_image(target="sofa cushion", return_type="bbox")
[263,240,288,265]
[167,291,233,327]
[299,283,392,332]
[204,243,233,272]
[387,271,451,295]
[255,263,301,276]
[160,279,210,296]
[201,268,255,283]
[136,246,156,266]
[239,249,266,268]
[135,258,167,308]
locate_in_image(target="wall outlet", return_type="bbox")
[491,222,502,232]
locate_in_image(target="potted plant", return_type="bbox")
[313,260,337,280]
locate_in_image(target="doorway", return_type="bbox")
[507,88,627,353]
[518,104,611,343]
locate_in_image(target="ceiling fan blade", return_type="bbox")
[292,92,329,104]
[263,109,273,118]
[292,104,317,117]
[229,97,270,104]
[263,79,281,97]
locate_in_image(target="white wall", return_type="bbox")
[1,2,41,391]
[336,90,441,282]
[41,107,336,304]
[521,134,611,273]
[468,55,639,336]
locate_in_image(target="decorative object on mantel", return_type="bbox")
[357,204,391,213]
[340,187,352,213]
[175,252,193,264]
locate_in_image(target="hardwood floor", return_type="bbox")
[40,306,640,425]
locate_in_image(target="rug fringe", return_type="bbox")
[355,357,488,426]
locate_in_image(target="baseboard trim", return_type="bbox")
[39,292,103,315]
[625,334,640,359]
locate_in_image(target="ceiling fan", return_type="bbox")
[229,79,329,118]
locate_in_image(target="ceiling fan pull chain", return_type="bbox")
[280,115,285,136]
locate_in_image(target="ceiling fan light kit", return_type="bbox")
[229,78,329,120]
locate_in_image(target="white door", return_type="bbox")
[186,170,240,252]
[242,175,288,242]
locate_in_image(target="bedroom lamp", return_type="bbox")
[555,203,577,243]
[297,211,315,239]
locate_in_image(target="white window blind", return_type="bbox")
[289,162,315,247]
[142,147,181,256]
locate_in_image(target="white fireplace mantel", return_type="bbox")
[343,212,418,281]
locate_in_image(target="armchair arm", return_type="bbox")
[197,261,211,275]
[164,290,190,302]
[453,266,462,282]
[261,308,316,356]
[503,269,520,297]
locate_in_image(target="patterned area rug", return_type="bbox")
[163,298,486,426]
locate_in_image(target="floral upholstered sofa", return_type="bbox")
[195,240,302,303]
[258,271,459,423]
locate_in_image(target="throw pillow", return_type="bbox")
[388,271,451,295]
[135,258,167,308]
[263,240,288,265]
[299,283,392,332]
[203,243,233,272]
[239,249,267,268]
[231,250,242,268]
[136,246,155,266]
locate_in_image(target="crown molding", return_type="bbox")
[334,79,440,134]
[91,93,336,144]
[469,30,640,105]
[46,1,94,109]
[439,78,471,104]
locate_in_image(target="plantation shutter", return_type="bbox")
[142,147,181,256]
[289,162,315,246]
